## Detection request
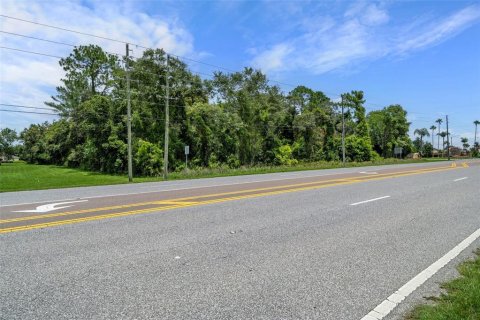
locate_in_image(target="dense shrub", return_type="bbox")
[134,139,163,176]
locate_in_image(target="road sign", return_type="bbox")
[184,146,190,169]
[394,146,403,159]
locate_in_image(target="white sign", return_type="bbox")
[184,146,190,155]
[13,200,88,213]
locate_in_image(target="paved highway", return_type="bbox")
[1,160,479,319]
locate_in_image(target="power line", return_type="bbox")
[0,14,128,45]
[0,16,369,103]
[2,15,457,119]
[0,14,300,89]
[0,104,169,123]
[0,30,76,47]
[0,29,219,83]
[3,13,459,117]
[0,30,128,58]
[0,103,59,111]
[0,46,62,59]
[0,109,58,115]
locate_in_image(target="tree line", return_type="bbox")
[413,118,479,157]
[2,45,445,174]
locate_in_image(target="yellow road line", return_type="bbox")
[152,200,201,205]
[0,200,197,224]
[0,165,452,225]
[0,180,373,234]
[462,162,469,168]
[0,165,458,234]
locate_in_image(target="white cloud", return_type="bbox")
[251,43,293,73]
[0,0,200,131]
[299,19,376,74]
[397,5,480,54]
[250,4,480,75]
[362,4,390,26]
[345,2,389,26]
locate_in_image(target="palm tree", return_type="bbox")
[414,128,430,155]
[474,120,480,150]
[430,125,436,147]
[438,131,447,157]
[436,118,443,150]
[461,137,469,153]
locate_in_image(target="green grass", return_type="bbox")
[407,249,480,320]
[0,162,129,192]
[0,158,447,192]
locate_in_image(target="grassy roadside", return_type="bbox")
[1,158,447,192]
[406,249,480,320]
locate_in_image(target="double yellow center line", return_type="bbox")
[0,163,467,234]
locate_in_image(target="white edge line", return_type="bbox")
[453,177,468,182]
[350,196,390,206]
[360,227,480,320]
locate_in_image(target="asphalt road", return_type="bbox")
[1,160,479,319]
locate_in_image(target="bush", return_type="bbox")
[423,142,433,157]
[227,155,241,169]
[208,154,220,169]
[370,150,382,161]
[134,139,163,176]
[344,136,374,162]
[275,144,298,166]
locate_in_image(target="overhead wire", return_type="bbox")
[0,14,301,89]
[1,14,471,130]
[0,46,63,59]
[0,30,128,58]
[0,103,58,111]
[0,109,58,115]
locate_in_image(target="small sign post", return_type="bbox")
[184,146,190,169]
[394,146,403,159]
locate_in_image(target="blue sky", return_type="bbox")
[1,0,479,145]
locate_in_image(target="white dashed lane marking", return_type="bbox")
[350,196,390,206]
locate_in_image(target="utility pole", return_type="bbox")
[341,102,346,166]
[163,54,170,180]
[126,43,133,182]
[446,115,450,161]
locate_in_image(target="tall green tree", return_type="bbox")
[15,44,437,176]
[339,90,375,161]
[474,120,479,150]
[460,137,469,152]
[367,105,411,157]
[211,68,291,165]
[47,45,120,116]
[20,123,50,164]
[435,118,443,150]
[342,90,369,138]
[289,86,334,160]
[414,128,430,155]
[430,125,436,147]
[186,102,241,167]
[0,128,18,160]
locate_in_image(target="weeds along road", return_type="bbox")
[1,160,479,319]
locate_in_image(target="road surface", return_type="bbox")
[1,160,479,319]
